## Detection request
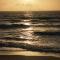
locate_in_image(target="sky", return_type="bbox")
[0,0,60,11]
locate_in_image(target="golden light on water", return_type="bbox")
[23,41,33,45]
[24,22,31,25]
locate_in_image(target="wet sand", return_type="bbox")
[0,56,60,60]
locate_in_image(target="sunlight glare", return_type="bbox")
[20,0,35,5]
[24,41,33,45]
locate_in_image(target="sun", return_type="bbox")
[20,0,35,5]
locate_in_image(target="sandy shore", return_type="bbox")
[0,56,60,60]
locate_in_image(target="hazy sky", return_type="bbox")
[0,0,60,11]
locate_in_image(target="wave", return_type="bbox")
[0,41,60,53]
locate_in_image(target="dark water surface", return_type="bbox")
[0,11,60,57]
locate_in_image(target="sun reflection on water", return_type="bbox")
[23,22,31,25]
[23,41,33,45]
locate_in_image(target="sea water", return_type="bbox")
[0,11,60,57]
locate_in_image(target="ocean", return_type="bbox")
[0,11,60,58]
